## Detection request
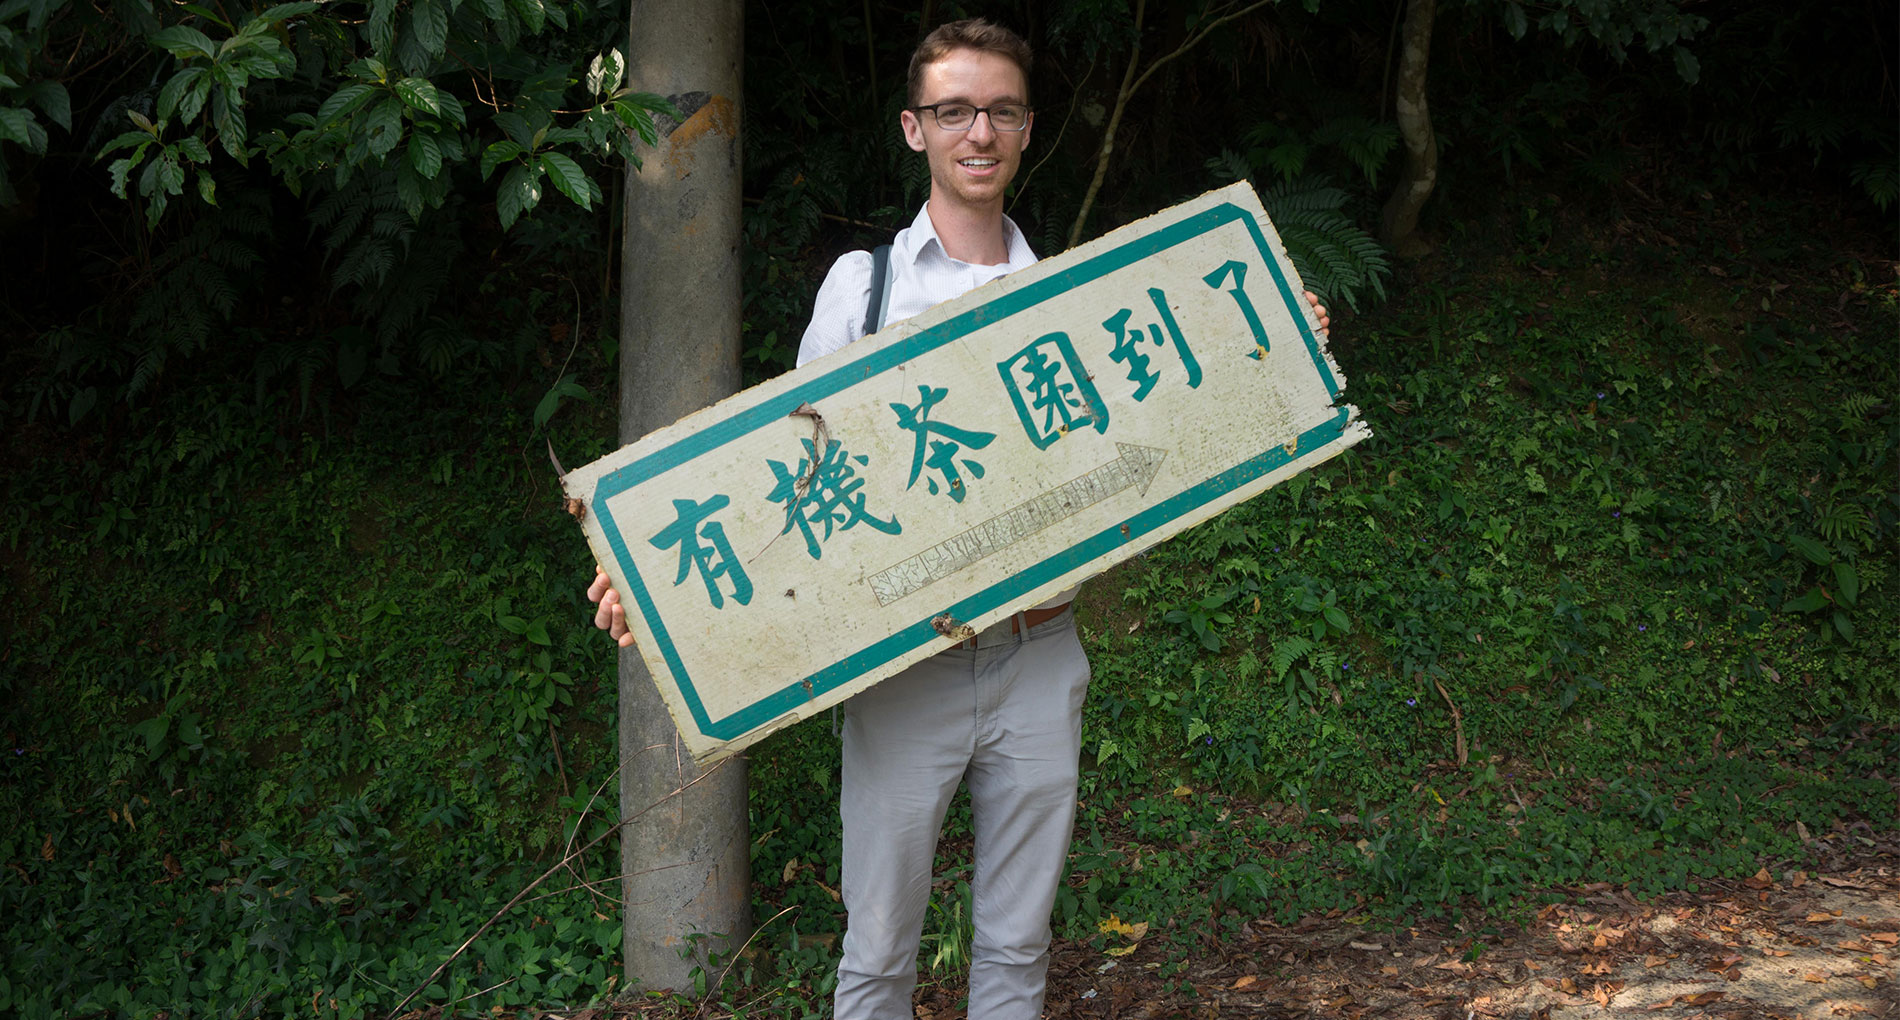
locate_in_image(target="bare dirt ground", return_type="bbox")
[591,835,1895,1020]
[1015,840,1898,1020]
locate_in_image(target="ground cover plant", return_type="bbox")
[8,161,1891,1018]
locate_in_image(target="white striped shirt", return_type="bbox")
[796,204,1077,609]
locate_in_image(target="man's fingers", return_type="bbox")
[593,587,616,631]
[587,566,612,604]
[1302,290,1330,335]
[611,603,635,647]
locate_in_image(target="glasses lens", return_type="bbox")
[934,104,975,129]
[991,105,1027,130]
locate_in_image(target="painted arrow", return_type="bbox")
[867,443,1169,606]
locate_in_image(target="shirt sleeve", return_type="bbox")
[795,250,875,368]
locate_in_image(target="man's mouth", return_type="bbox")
[959,157,999,169]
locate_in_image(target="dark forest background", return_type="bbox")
[1,1,1895,1016]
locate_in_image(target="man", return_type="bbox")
[592,18,1327,1018]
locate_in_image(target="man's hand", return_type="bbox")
[587,565,636,648]
[1303,291,1330,337]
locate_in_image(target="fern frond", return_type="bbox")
[1271,634,1316,681]
[1848,158,1897,212]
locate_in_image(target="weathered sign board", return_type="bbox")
[563,181,1369,762]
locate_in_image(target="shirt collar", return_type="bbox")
[899,202,1036,270]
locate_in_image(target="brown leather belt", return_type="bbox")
[1017,602,1072,630]
[956,602,1071,648]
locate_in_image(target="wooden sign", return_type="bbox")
[563,182,1369,762]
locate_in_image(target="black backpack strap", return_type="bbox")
[864,244,893,335]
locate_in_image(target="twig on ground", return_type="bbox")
[692,905,800,1018]
[389,756,739,1017]
[1433,675,1467,765]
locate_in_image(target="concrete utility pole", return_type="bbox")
[617,0,750,992]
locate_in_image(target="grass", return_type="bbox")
[3,176,1896,1018]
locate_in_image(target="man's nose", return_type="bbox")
[966,109,997,143]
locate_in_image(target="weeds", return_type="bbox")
[3,172,1895,1019]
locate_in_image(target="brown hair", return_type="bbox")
[906,18,1033,106]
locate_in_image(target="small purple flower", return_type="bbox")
[1613,510,1621,518]
[1341,662,1351,672]
[1406,697,1418,707]
[1273,546,1281,553]
[1638,624,1647,632]
[1203,736,1214,746]
[1596,392,1605,400]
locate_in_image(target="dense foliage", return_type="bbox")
[1,0,1895,1016]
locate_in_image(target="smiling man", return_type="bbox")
[592,17,1326,1017]
[793,23,1085,1019]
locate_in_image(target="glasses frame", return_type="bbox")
[909,102,1033,132]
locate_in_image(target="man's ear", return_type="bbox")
[900,109,927,153]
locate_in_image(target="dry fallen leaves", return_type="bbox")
[1099,914,1148,957]
[1649,990,1725,1010]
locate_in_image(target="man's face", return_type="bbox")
[900,48,1033,215]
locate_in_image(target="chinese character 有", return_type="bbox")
[648,495,753,609]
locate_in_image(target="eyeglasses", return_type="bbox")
[910,103,1032,132]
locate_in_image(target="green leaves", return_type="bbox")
[406,130,442,179]
[585,49,624,98]
[483,132,601,228]
[1777,534,1861,644]
[392,77,441,117]
[150,25,217,61]
[361,97,403,158]
[79,0,670,230]
[0,104,42,150]
[508,0,545,34]
[156,65,209,123]
[496,162,540,229]
[537,151,590,206]
[408,0,447,59]
[533,373,592,430]
[316,83,377,125]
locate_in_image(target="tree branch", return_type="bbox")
[389,757,739,1017]
[1066,0,1276,248]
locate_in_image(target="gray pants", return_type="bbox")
[835,609,1091,1020]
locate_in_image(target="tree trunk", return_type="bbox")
[1379,0,1437,257]
[618,0,751,992]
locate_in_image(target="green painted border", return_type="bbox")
[593,200,1345,739]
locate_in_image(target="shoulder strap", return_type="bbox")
[864,244,894,335]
